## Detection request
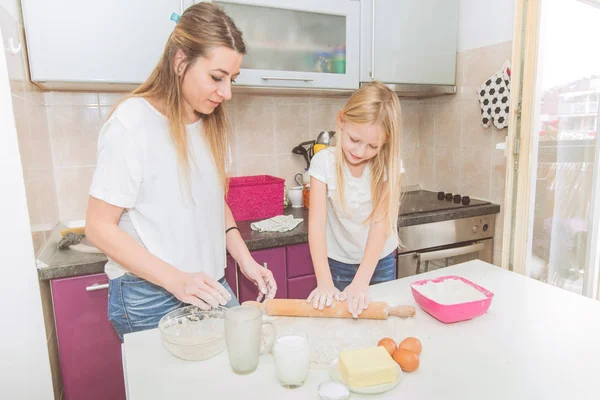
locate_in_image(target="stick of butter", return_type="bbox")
[338,346,399,388]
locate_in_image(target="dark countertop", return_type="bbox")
[37,203,499,280]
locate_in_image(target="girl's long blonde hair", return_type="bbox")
[335,81,403,240]
[112,3,245,192]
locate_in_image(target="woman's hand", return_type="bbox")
[342,281,371,318]
[307,283,344,310]
[238,259,277,302]
[167,271,232,310]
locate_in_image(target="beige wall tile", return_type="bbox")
[98,92,128,106]
[32,231,45,256]
[25,170,59,228]
[419,146,435,190]
[461,97,493,149]
[44,92,99,107]
[229,93,274,106]
[274,104,310,154]
[271,95,310,105]
[491,149,507,203]
[47,106,103,167]
[236,155,277,178]
[434,98,462,148]
[401,148,420,187]
[460,149,492,200]
[462,41,513,101]
[47,328,64,400]
[13,94,33,167]
[433,147,460,193]
[419,103,435,148]
[233,102,275,157]
[276,153,307,188]
[28,103,54,170]
[310,95,349,107]
[401,102,420,149]
[55,166,95,221]
[309,102,341,134]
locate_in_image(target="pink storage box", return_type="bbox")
[226,175,285,222]
[410,275,494,324]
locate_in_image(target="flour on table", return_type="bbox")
[413,278,488,305]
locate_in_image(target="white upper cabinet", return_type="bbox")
[360,0,459,87]
[22,0,182,89]
[210,0,360,90]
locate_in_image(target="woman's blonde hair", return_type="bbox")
[335,81,403,240]
[112,3,245,192]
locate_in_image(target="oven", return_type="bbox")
[397,214,496,278]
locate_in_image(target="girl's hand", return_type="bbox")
[167,271,232,310]
[342,281,371,318]
[307,284,344,310]
[238,259,278,302]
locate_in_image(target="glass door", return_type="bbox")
[507,0,600,298]
[211,0,360,89]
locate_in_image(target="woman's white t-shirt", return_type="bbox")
[89,98,227,280]
[309,147,400,264]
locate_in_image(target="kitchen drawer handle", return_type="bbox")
[417,242,485,262]
[86,283,109,292]
[260,76,314,82]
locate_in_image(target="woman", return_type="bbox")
[86,3,276,340]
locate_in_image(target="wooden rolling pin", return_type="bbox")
[243,299,415,320]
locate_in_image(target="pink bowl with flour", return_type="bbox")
[410,275,494,324]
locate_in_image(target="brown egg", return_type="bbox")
[399,337,422,355]
[377,337,397,356]
[393,349,420,372]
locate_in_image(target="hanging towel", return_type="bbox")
[477,60,511,129]
[250,214,303,233]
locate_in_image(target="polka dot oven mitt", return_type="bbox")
[477,60,511,129]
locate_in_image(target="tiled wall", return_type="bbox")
[42,91,423,223]
[1,4,62,400]
[1,5,58,255]
[416,40,513,266]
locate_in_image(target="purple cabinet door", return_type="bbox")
[238,247,287,303]
[287,243,315,278]
[287,274,318,300]
[51,274,125,400]
[225,255,237,298]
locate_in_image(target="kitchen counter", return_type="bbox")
[122,260,600,400]
[37,202,499,280]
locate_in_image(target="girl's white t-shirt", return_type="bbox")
[89,98,227,280]
[309,147,400,264]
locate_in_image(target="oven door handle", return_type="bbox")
[417,242,485,262]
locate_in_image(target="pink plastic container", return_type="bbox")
[410,275,494,324]
[226,175,285,221]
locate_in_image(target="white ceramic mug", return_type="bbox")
[224,306,275,375]
[272,332,310,389]
[288,186,304,208]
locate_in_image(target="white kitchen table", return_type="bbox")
[122,260,600,399]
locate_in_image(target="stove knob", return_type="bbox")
[472,225,479,234]
[437,191,445,200]
[453,194,461,204]
[462,196,471,205]
[445,193,453,202]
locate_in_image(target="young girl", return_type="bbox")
[86,3,276,340]
[307,82,403,318]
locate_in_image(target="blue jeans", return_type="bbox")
[108,274,239,341]
[329,252,397,292]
